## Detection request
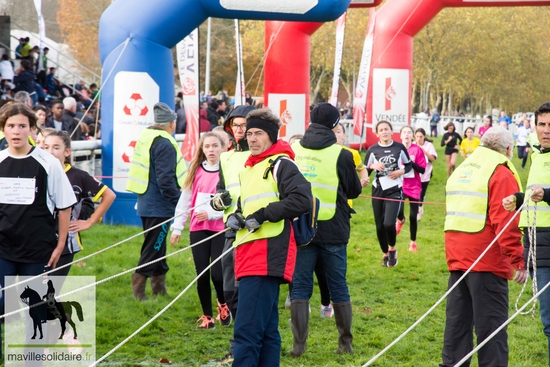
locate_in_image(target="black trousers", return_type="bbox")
[397,195,420,241]
[440,271,509,367]
[372,186,402,253]
[137,217,170,277]
[191,230,225,317]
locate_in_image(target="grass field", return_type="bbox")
[6,143,549,366]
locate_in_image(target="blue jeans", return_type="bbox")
[0,257,49,361]
[233,276,282,367]
[533,267,550,366]
[291,243,350,304]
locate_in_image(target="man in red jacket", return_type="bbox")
[225,108,312,367]
[441,126,527,367]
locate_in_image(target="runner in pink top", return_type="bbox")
[478,115,493,137]
[414,128,437,221]
[396,126,427,252]
[170,132,232,329]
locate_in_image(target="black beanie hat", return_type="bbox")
[311,102,340,129]
[246,117,279,144]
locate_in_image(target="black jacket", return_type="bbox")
[62,109,83,140]
[206,106,219,131]
[45,116,70,132]
[13,69,35,93]
[298,123,362,244]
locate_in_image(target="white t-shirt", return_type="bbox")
[0,60,14,81]
[420,141,437,183]
[516,126,530,147]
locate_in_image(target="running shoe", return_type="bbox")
[382,256,389,267]
[396,218,406,235]
[196,315,215,329]
[409,241,418,252]
[285,292,291,309]
[320,304,333,318]
[388,250,398,268]
[417,206,424,221]
[217,302,232,326]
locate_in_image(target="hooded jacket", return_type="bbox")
[296,123,362,244]
[234,140,312,282]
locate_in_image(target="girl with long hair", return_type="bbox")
[170,132,230,329]
[441,122,462,177]
[396,126,426,252]
[43,130,116,275]
[414,128,437,221]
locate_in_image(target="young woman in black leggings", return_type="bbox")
[364,121,412,268]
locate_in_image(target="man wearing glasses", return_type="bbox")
[211,104,255,364]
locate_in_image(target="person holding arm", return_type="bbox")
[365,120,412,268]
[43,130,116,276]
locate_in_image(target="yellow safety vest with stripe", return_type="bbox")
[519,150,550,227]
[220,150,249,222]
[235,154,286,246]
[126,128,187,194]
[292,142,341,220]
[445,146,521,233]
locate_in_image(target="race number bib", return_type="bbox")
[0,177,36,205]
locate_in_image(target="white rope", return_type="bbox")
[515,201,537,316]
[0,198,212,293]
[70,37,131,139]
[0,227,231,321]
[454,275,550,367]
[361,195,532,367]
[88,231,252,367]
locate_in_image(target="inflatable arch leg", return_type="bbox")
[98,0,351,225]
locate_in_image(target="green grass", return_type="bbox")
[7,143,548,366]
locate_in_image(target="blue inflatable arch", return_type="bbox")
[99,0,350,225]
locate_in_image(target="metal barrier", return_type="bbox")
[70,134,186,179]
[411,115,485,136]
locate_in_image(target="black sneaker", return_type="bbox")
[388,250,398,268]
[382,256,389,267]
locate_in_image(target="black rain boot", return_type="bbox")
[290,300,309,357]
[131,273,148,301]
[151,274,168,296]
[333,301,353,354]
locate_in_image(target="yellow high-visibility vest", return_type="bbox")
[520,150,550,227]
[220,150,249,222]
[445,146,521,233]
[234,154,286,246]
[126,128,187,194]
[292,142,341,220]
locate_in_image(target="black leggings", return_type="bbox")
[397,195,419,241]
[372,186,402,253]
[190,230,226,317]
[420,181,430,205]
[517,146,528,168]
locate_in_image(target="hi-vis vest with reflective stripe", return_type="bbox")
[445,146,521,233]
[235,154,286,246]
[519,150,550,227]
[220,150,249,222]
[125,128,187,194]
[292,142,341,220]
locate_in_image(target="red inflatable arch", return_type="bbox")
[264,0,550,147]
[263,0,383,140]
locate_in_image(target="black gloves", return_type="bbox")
[211,190,232,211]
